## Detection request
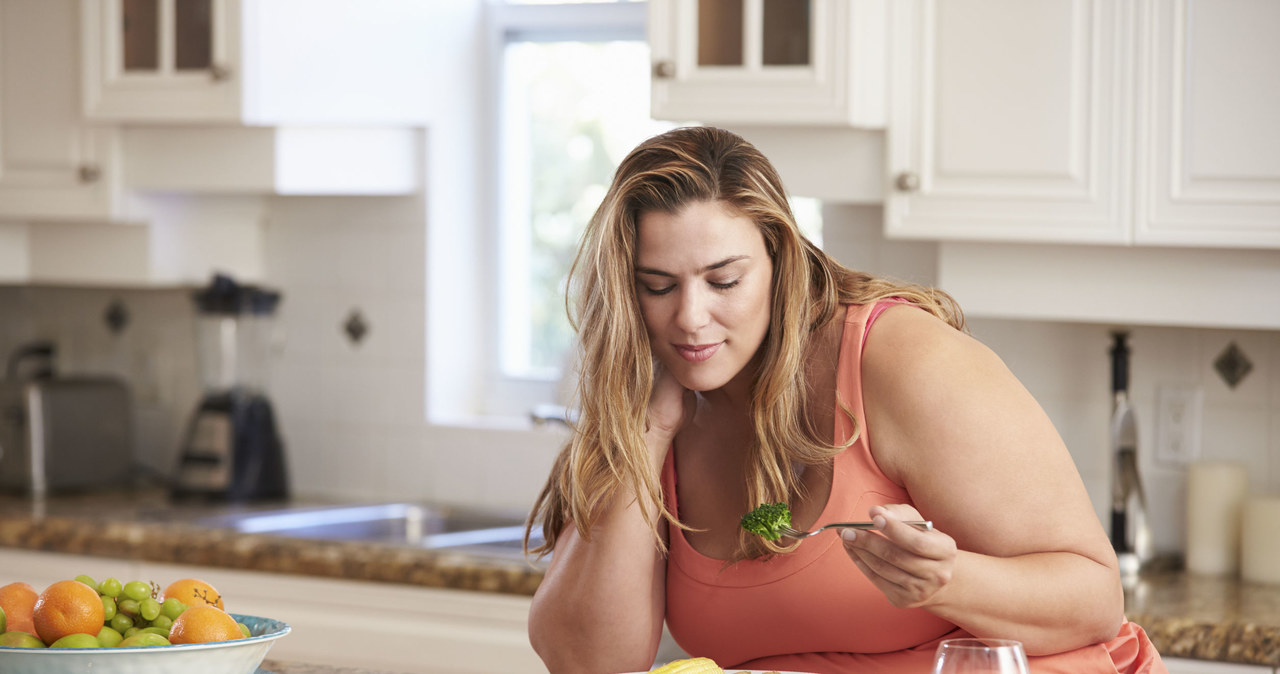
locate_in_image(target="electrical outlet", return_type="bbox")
[1156,385,1203,464]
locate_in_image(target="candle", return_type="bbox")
[1242,497,1280,585]
[1185,461,1248,576]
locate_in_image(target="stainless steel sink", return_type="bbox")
[194,503,544,561]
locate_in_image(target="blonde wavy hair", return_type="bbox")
[526,126,964,561]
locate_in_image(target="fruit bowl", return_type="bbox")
[0,613,289,674]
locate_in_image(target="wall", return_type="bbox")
[1,203,1277,559]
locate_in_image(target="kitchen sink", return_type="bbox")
[194,502,544,561]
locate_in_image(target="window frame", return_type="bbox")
[481,1,649,420]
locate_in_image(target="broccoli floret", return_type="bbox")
[740,502,792,541]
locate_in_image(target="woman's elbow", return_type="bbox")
[1080,572,1127,648]
[528,606,659,674]
[1089,594,1127,647]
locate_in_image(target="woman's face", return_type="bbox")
[635,200,773,394]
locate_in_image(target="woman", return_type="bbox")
[525,126,1165,673]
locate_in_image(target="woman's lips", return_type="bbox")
[674,342,721,362]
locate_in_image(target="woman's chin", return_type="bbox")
[671,369,731,393]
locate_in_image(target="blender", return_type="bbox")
[172,274,289,501]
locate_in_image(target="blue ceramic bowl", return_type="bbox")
[0,613,290,674]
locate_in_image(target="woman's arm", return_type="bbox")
[845,306,1123,655]
[528,485,668,673]
[527,367,692,673]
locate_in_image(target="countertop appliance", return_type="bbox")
[0,341,134,497]
[172,274,289,502]
[1109,331,1154,576]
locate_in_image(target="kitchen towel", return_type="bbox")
[1186,461,1248,576]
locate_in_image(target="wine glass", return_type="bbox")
[931,638,1030,674]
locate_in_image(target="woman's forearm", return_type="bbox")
[528,433,673,673]
[928,550,1124,655]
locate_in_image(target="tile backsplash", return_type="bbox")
[1,201,1277,560]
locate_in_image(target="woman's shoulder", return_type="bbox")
[860,303,999,405]
[857,303,1012,484]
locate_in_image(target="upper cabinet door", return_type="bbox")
[82,0,435,125]
[82,0,243,122]
[650,0,887,126]
[1134,0,1280,248]
[886,0,1132,244]
[0,0,121,221]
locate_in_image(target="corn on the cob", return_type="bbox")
[649,657,724,673]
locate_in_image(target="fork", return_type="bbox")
[778,520,933,539]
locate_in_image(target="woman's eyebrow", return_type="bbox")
[635,255,750,277]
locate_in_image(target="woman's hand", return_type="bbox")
[840,504,958,610]
[646,362,696,439]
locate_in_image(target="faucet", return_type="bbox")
[530,403,577,428]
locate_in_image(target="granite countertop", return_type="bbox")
[0,490,544,596]
[2,491,1279,667]
[1126,571,1280,666]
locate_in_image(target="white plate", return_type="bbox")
[0,613,289,674]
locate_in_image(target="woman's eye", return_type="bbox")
[641,284,675,296]
[710,279,740,291]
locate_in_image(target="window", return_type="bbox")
[479,0,823,422]
[487,0,664,418]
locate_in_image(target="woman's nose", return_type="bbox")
[675,286,710,332]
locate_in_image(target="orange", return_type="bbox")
[0,581,39,636]
[162,578,224,610]
[32,580,105,646]
[168,604,243,644]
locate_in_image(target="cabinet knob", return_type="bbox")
[210,64,232,82]
[78,165,101,184]
[894,172,920,192]
[652,61,675,79]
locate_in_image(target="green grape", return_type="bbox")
[110,612,133,633]
[50,633,100,648]
[140,597,161,621]
[74,574,97,589]
[118,632,168,647]
[96,626,123,648]
[123,626,140,638]
[101,595,117,620]
[160,598,187,620]
[123,580,151,602]
[149,614,172,630]
[97,577,123,598]
[238,622,251,638]
[117,598,140,617]
[139,626,169,638]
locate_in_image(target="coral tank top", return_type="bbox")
[660,302,1166,673]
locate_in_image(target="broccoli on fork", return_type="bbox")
[740,502,792,541]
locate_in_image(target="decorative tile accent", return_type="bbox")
[343,309,369,345]
[1213,342,1252,389]
[104,299,129,335]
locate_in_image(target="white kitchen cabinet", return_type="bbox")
[886,0,1280,249]
[0,0,123,221]
[649,0,887,127]
[0,548,543,674]
[82,0,432,126]
[1133,0,1280,247]
[885,0,1131,244]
